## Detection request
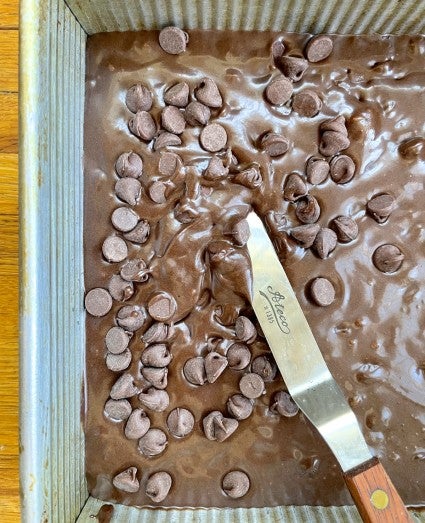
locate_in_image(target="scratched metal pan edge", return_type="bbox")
[19,0,425,521]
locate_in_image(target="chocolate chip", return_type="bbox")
[227,394,254,420]
[112,467,140,493]
[116,305,146,332]
[398,137,425,159]
[295,195,321,224]
[271,39,285,59]
[158,151,183,176]
[310,277,335,307]
[110,373,139,400]
[320,115,348,135]
[128,111,157,141]
[164,82,189,107]
[283,173,308,201]
[203,411,238,442]
[141,344,172,368]
[312,228,337,259]
[265,76,293,106]
[85,288,113,317]
[319,131,350,157]
[204,352,228,383]
[106,349,132,372]
[125,408,151,439]
[142,322,173,345]
[290,223,320,248]
[329,154,355,184]
[305,35,333,62]
[200,123,228,152]
[235,316,257,343]
[120,259,150,283]
[225,219,250,247]
[251,355,277,382]
[125,84,153,113]
[226,343,251,370]
[96,504,114,521]
[159,26,188,55]
[306,156,329,185]
[161,105,186,134]
[203,155,229,181]
[292,89,322,117]
[222,470,250,499]
[167,407,195,438]
[233,165,263,188]
[146,472,172,503]
[124,220,150,243]
[373,244,404,273]
[104,398,132,421]
[148,181,168,204]
[195,78,223,108]
[184,101,211,126]
[239,373,265,399]
[367,193,396,223]
[111,207,139,233]
[260,132,289,157]
[331,216,358,243]
[148,292,177,322]
[115,178,142,206]
[154,131,182,151]
[138,388,169,412]
[142,367,168,389]
[108,274,134,302]
[115,151,143,178]
[270,390,299,417]
[183,357,207,386]
[105,326,130,355]
[138,428,168,457]
[278,56,308,82]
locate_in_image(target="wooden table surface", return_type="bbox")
[0,1,20,521]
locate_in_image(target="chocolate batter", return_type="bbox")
[84,30,425,508]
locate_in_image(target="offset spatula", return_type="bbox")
[246,211,412,523]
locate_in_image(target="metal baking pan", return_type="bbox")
[19,0,425,521]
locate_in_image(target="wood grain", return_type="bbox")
[0,4,20,521]
[345,459,412,523]
[0,31,18,91]
[0,0,19,29]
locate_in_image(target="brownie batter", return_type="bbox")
[84,30,425,508]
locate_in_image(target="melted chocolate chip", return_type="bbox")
[120,259,150,283]
[319,131,350,157]
[184,101,211,126]
[225,219,250,247]
[310,277,336,307]
[158,151,183,176]
[203,411,239,442]
[128,111,157,141]
[138,388,169,412]
[283,173,308,201]
[102,235,128,263]
[278,56,308,82]
[222,470,250,498]
[306,156,329,185]
[398,136,425,159]
[265,76,293,106]
[331,216,358,243]
[233,165,263,188]
[104,398,132,422]
[105,327,130,355]
[123,220,150,244]
[124,408,151,439]
[164,82,190,107]
[115,178,142,206]
[161,105,186,134]
[373,244,404,273]
[116,305,146,332]
[260,132,289,157]
[227,394,254,420]
[159,26,188,55]
[295,195,321,224]
[200,123,228,152]
[321,115,347,135]
[148,292,177,322]
[239,373,265,399]
[138,428,168,457]
[110,373,139,400]
[292,89,322,117]
[142,322,173,345]
[183,357,207,386]
[111,207,139,233]
[142,366,168,389]
[367,193,396,223]
[235,316,257,343]
[251,355,277,382]
[195,78,223,108]
[290,223,320,248]
[85,288,113,317]
[226,343,251,370]
[329,154,355,184]
[203,155,229,181]
[115,151,143,178]
[305,35,333,62]
[141,344,172,368]
[106,349,132,372]
[125,84,153,113]
[270,390,299,417]
[312,228,337,259]
[154,131,182,150]
[205,352,228,383]
[166,408,195,437]
[112,467,139,493]
[108,274,134,301]
[146,471,172,503]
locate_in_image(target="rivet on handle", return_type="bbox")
[370,489,389,510]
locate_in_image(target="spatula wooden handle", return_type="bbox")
[344,458,412,523]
